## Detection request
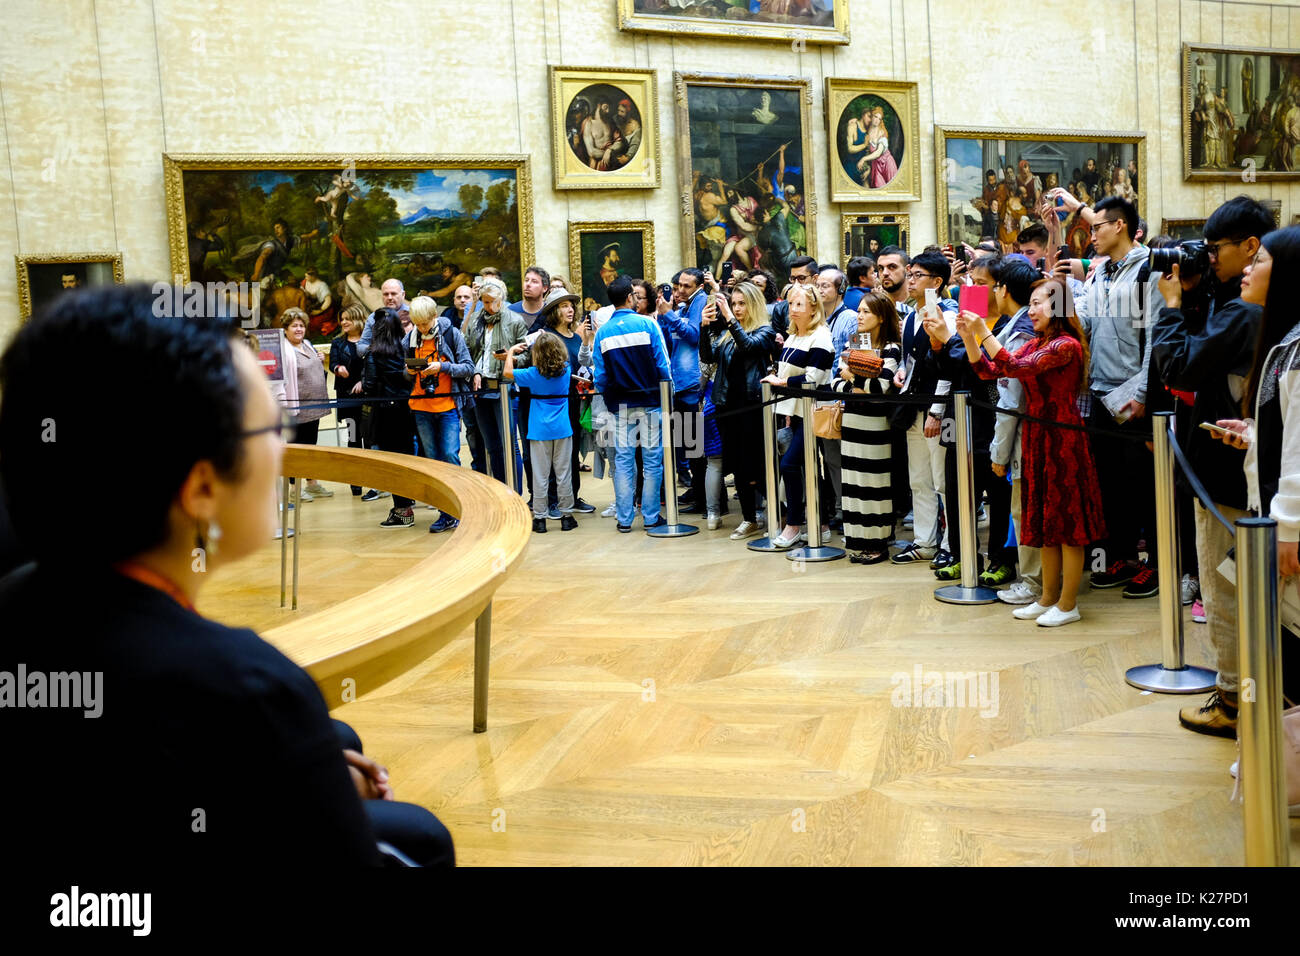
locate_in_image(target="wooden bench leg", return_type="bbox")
[473,602,491,733]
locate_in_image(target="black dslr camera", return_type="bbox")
[1149,239,1210,279]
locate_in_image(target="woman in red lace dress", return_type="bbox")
[955,277,1106,628]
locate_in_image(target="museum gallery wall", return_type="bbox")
[2,0,1299,337]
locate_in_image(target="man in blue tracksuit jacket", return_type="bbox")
[657,268,708,512]
[594,275,673,531]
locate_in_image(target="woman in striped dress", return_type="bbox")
[761,283,834,549]
[832,291,902,564]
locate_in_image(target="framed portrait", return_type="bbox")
[825,79,921,203]
[935,127,1146,252]
[15,252,124,322]
[1160,218,1207,241]
[618,0,848,45]
[1262,198,1283,228]
[840,213,909,267]
[550,67,659,190]
[675,72,816,287]
[1182,43,1300,181]
[567,220,655,312]
[163,153,534,341]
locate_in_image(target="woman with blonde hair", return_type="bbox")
[700,280,777,538]
[761,282,833,548]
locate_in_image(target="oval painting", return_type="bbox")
[836,95,904,189]
[565,83,643,171]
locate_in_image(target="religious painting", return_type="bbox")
[567,220,655,314]
[840,213,909,267]
[675,72,816,287]
[618,0,848,45]
[1160,218,1207,242]
[15,252,124,322]
[163,154,534,342]
[1182,43,1300,181]
[935,127,1146,253]
[550,67,659,190]
[826,79,921,203]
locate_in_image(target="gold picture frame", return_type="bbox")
[935,126,1146,250]
[674,72,817,284]
[1160,218,1207,241]
[162,154,534,336]
[15,251,124,322]
[1262,198,1283,228]
[567,220,655,311]
[550,67,659,190]
[826,79,921,204]
[617,0,848,45]
[840,213,910,268]
[1182,43,1300,182]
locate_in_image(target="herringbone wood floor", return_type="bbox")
[201,464,1300,866]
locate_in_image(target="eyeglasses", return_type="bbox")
[1204,238,1244,258]
[907,271,936,280]
[1089,217,1122,235]
[240,409,296,443]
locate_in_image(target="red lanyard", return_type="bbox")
[114,561,195,612]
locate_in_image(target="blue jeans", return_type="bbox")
[613,406,663,526]
[413,409,461,467]
[779,416,807,527]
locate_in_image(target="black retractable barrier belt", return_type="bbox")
[1165,423,1238,535]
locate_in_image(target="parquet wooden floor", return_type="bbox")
[200,439,1300,866]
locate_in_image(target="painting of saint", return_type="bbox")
[551,67,659,189]
[566,83,643,170]
[569,223,652,308]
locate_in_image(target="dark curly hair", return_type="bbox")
[0,283,246,565]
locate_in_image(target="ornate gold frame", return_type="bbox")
[566,220,656,306]
[839,213,910,269]
[15,251,124,322]
[550,66,660,191]
[1160,217,1206,239]
[934,126,1146,246]
[617,0,848,45]
[825,79,922,204]
[674,72,818,269]
[162,153,534,285]
[1182,42,1300,182]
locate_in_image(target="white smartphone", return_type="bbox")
[1199,421,1232,438]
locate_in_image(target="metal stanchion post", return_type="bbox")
[1235,516,1290,867]
[935,392,997,604]
[787,391,844,563]
[473,602,492,734]
[749,382,785,553]
[280,475,289,607]
[291,476,301,610]
[648,380,698,537]
[498,381,518,496]
[1125,412,1215,691]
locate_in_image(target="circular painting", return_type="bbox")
[836,94,904,189]
[565,84,643,171]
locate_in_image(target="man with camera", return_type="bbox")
[658,268,708,513]
[1151,195,1273,738]
[1074,196,1167,598]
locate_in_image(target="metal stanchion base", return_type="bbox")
[647,523,699,538]
[787,545,845,562]
[747,536,786,553]
[934,584,1000,605]
[1124,663,1217,694]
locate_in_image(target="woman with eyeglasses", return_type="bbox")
[0,283,453,868]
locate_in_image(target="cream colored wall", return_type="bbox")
[1,0,1298,344]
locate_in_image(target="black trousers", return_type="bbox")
[941,442,1014,569]
[1087,401,1156,567]
[333,720,454,867]
[337,400,365,493]
[673,394,705,506]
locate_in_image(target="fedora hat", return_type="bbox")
[541,287,581,316]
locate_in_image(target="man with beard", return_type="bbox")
[583,98,622,171]
[610,99,642,167]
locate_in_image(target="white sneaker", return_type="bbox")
[772,531,799,549]
[273,527,295,539]
[305,483,333,497]
[997,581,1038,606]
[296,489,314,502]
[1181,573,1199,606]
[707,513,720,530]
[1012,601,1050,620]
[1229,761,1238,779]
[1036,605,1081,627]
[601,503,617,518]
[730,521,760,540]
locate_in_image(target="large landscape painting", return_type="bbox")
[164,154,533,340]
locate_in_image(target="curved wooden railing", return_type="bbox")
[264,445,530,730]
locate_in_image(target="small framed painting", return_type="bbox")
[840,213,910,267]
[16,252,124,322]
[567,220,655,313]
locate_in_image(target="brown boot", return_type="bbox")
[1179,689,1239,738]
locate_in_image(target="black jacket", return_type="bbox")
[923,326,1002,451]
[700,319,776,408]
[328,336,365,398]
[1152,291,1262,509]
[893,306,947,430]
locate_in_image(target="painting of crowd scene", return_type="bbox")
[679,76,815,287]
[1184,45,1300,179]
[167,157,530,341]
[620,0,847,43]
[938,130,1143,252]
